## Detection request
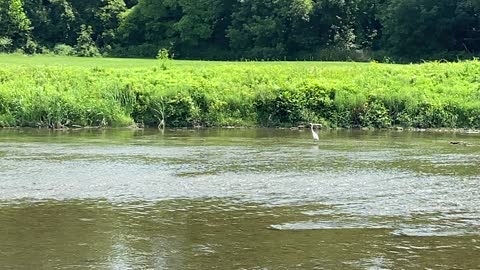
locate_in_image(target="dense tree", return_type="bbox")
[0,0,32,51]
[380,0,457,58]
[75,24,100,56]
[23,0,126,50]
[23,0,76,46]
[227,0,289,59]
[454,0,480,54]
[117,0,231,58]
[92,0,127,49]
[4,0,480,61]
[117,0,181,52]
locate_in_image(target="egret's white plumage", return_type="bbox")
[310,123,319,141]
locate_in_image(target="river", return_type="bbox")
[0,128,479,269]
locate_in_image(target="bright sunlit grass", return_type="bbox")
[0,54,478,129]
[0,54,374,68]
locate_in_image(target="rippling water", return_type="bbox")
[0,128,479,269]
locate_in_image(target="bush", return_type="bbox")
[24,38,38,54]
[53,44,75,56]
[0,37,13,53]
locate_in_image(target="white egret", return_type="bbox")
[310,123,319,141]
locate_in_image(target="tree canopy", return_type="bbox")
[1,0,480,61]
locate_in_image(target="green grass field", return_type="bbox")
[0,54,370,68]
[0,54,479,128]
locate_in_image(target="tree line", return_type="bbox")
[1,0,480,61]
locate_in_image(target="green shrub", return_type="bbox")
[0,37,13,53]
[53,44,75,56]
[76,25,100,57]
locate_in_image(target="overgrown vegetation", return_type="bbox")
[0,55,479,129]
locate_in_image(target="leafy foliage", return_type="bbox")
[0,0,475,61]
[76,25,100,57]
[0,0,32,50]
[53,44,75,56]
[1,56,480,129]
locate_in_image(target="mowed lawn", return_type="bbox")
[0,54,373,69]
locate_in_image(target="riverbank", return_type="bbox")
[1,55,479,129]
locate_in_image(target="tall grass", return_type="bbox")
[1,55,479,128]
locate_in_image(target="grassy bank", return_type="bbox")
[1,55,479,129]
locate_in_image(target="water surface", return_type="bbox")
[0,128,479,269]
